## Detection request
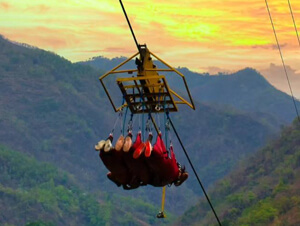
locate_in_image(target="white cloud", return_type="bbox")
[260,63,300,99]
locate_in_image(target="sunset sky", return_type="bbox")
[1,0,300,96]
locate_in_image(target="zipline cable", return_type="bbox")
[265,0,300,123]
[119,0,141,53]
[167,114,222,226]
[288,0,300,47]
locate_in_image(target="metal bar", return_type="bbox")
[125,93,169,99]
[123,84,162,89]
[170,89,194,109]
[182,76,196,110]
[99,52,139,80]
[162,77,178,112]
[149,51,184,78]
[119,0,140,53]
[110,69,138,74]
[100,79,118,112]
[117,75,165,82]
[174,101,187,104]
[149,50,195,110]
[117,81,135,113]
[161,186,166,212]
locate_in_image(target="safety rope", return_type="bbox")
[288,0,300,47]
[122,106,129,135]
[127,113,134,132]
[111,109,123,134]
[265,0,300,123]
[166,113,222,226]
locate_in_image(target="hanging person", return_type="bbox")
[95,134,140,190]
[122,131,151,186]
[133,132,188,187]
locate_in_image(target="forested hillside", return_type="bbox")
[0,145,169,226]
[177,119,300,226]
[0,35,277,216]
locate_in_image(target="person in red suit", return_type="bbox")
[144,133,188,187]
[97,132,188,189]
[123,132,151,186]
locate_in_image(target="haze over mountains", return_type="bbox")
[1,35,299,225]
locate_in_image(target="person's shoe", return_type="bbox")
[115,135,125,151]
[132,132,142,150]
[145,140,152,157]
[133,142,145,159]
[144,133,153,157]
[123,133,132,152]
[104,134,113,152]
[174,172,189,186]
[95,140,106,151]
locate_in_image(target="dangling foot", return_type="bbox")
[133,142,145,159]
[104,134,113,152]
[95,140,106,151]
[144,140,152,157]
[115,135,125,151]
[174,172,189,186]
[123,132,132,152]
[144,133,153,157]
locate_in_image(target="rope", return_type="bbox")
[122,106,129,135]
[119,0,140,53]
[166,113,222,226]
[288,0,300,47]
[265,0,300,123]
[142,103,145,141]
[111,110,122,134]
[127,113,134,132]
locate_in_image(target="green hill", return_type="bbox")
[177,119,300,226]
[0,35,276,215]
[181,67,299,125]
[0,145,171,226]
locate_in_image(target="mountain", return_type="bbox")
[180,67,299,125]
[176,119,300,226]
[0,145,169,226]
[81,56,299,125]
[0,35,276,216]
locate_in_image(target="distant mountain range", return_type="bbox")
[0,35,298,224]
[176,119,300,226]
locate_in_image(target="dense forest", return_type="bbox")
[177,119,300,225]
[0,145,173,225]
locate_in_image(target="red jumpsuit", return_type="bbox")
[146,133,180,187]
[123,132,151,186]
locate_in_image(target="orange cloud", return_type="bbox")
[0,2,11,10]
[0,0,299,73]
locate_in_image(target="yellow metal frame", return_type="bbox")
[99,49,195,113]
